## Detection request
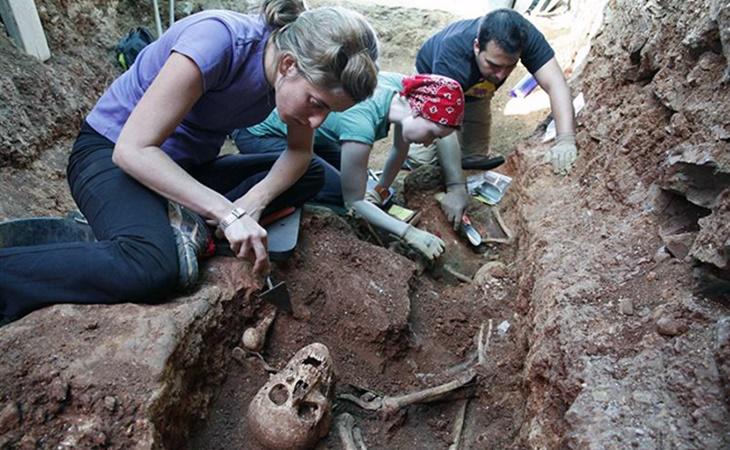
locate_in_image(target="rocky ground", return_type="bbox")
[0,0,728,449]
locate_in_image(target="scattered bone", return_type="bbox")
[477,320,493,367]
[339,368,476,416]
[242,306,277,353]
[473,261,507,285]
[336,413,368,450]
[248,343,334,450]
[481,207,513,244]
[417,320,494,383]
[232,347,278,373]
[232,346,247,364]
[342,320,489,423]
[448,399,469,450]
[444,264,473,283]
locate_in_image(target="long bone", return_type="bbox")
[448,399,469,450]
[339,368,476,415]
[241,306,277,352]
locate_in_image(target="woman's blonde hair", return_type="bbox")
[261,1,379,102]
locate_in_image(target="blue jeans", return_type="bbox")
[0,122,324,320]
[233,129,344,206]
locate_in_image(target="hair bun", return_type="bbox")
[261,0,307,30]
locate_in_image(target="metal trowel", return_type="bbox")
[255,208,296,313]
[215,206,298,313]
[460,214,483,247]
[257,275,292,313]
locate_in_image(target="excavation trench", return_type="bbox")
[2,0,729,449]
[178,192,532,449]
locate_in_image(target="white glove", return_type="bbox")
[545,133,577,174]
[401,225,445,260]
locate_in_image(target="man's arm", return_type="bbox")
[533,57,578,174]
[533,57,575,135]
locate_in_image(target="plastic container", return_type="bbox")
[509,73,538,98]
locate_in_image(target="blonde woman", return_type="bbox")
[0,0,378,324]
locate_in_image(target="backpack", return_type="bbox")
[115,27,154,71]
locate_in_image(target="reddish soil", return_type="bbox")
[191,199,528,450]
[1,0,728,449]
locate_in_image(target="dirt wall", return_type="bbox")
[511,0,730,448]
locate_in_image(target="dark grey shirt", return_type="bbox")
[416,16,554,99]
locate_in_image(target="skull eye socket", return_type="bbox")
[302,356,322,367]
[268,383,289,405]
[297,402,319,420]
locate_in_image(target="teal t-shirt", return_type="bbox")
[247,72,404,147]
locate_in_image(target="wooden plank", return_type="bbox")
[0,0,50,61]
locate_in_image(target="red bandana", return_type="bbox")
[400,74,465,127]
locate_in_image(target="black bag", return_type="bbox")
[116,27,154,71]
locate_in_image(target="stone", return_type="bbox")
[654,246,671,263]
[690,191,730,270]
[403,164,442,193]
[103,396,116,412]
[48,378,69,403]
[497,320,511,335]
[656,317,689,337]
[619,298,635,315]
[661,232,697,260]
[0,402,20,434]
[715,317,730,398]
[18,434,36,450]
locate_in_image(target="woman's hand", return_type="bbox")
[222,213,270,275]
[401,225,445,260]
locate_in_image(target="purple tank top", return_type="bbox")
[86,10,275,169]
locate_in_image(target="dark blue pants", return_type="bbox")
[233,129,344,206]
[0,122,324,320]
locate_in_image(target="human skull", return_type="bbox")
[247,343,334,450]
